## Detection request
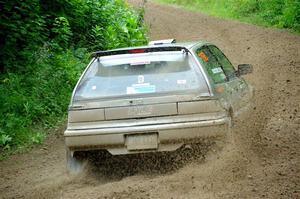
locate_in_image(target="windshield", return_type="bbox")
[74,51,207,101]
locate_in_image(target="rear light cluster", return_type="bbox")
[177,100,224,114]
[68,109,105,123]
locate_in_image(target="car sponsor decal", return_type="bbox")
[127,83,156,94]
[198,51,209,62]
[211,67,223,74]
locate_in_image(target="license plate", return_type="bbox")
[126,133,158,151]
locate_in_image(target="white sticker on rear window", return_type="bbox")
[130,60,151,66]
[138,75,145,84]
[212,67,223,74]
[177,79,187,84]
[127,83,156,94]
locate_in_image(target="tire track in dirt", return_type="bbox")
[1,1,299,198]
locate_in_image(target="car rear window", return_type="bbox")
[73,51,208,101]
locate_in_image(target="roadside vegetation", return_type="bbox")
[0,0,147,157]
[157,0,300,33]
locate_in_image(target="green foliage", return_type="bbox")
[30,132,45,144]
[0,45,89,149]
[0,132,12,147]
[0,0,47,71]
[158,0,300,32]
[0,0,147,152]
[87,1,147,50]
[51,17,73,48]
[1,0,148,71]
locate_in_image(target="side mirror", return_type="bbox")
[237,64,253,76]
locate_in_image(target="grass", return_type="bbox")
[0,119,65,160]
[155,0,300,34]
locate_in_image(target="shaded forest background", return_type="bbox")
[0,0,147,154]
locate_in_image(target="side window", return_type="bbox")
[208,45,236,80]
[195,47,227,84]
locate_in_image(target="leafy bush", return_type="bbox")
[87,0,147,50]
[1,0,147,71]
[0,0,47,72]
[51,17,73,49]
[0,0,147,152]
[0,45,89,149]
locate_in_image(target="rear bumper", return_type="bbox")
[64,115,231,155]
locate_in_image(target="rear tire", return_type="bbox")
[66,148,85,175]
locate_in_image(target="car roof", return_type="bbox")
[114,41,210,51]
[92,41,213,58]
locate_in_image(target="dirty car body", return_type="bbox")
[64,40,253,171]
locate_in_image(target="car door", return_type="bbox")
[194,45,249,116]
[208,45,253,115]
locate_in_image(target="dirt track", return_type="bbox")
[1,1,299,198]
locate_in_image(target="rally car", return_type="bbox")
[64,39,253,173]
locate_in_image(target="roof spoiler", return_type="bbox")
[149,39,176,45]
[92,46,188,58]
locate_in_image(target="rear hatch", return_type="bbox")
[68,50,220,123]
